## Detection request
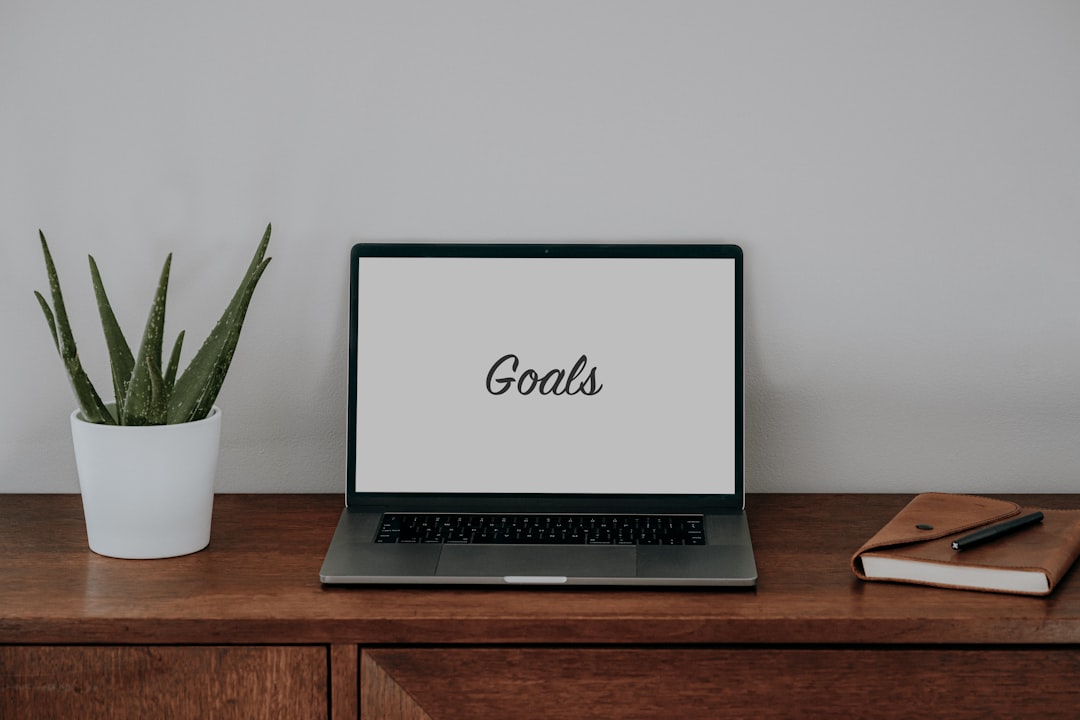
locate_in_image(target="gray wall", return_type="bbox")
[3,1,1079,493]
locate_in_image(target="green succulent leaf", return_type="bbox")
[164,330,185,393]
[120,254,172,426]
[38,232,77,362]
[89,255,136,414]
[167,224,272,423]
[33,291,61,354]
[35,232,115,425]
[144,353,169,425]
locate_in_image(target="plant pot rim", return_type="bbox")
[71,405,221,428]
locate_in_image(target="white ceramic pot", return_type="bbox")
[70,407,222,559]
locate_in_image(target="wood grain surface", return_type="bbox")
[2,493,1080,646]
[362,646,1080,720]
[0,646,326,720]
[4,493,1080,718]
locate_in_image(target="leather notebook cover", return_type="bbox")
[851,493,1080,596]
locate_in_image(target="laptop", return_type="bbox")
[319,242,756,587]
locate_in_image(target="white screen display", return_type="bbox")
[353,255,736,495]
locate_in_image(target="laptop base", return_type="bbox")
[320,507,757,587]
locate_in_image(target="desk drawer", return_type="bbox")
[0,646,326,720]
[363,647,1080,719]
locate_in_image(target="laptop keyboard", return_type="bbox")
[375,513,706,545]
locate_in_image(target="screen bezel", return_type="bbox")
[345,242,744,513]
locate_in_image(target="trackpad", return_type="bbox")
[436,545,636,579]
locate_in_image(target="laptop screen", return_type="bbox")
[348,244,742,504]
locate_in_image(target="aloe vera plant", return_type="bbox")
[34,225,272,425]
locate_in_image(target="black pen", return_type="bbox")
[951,511,1044,551]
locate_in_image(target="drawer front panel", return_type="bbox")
[1,646,327,720]
[363,647,1080,719]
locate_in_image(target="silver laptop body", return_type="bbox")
[320,242,756,587]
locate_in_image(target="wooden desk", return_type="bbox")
[3,493,1080,718]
